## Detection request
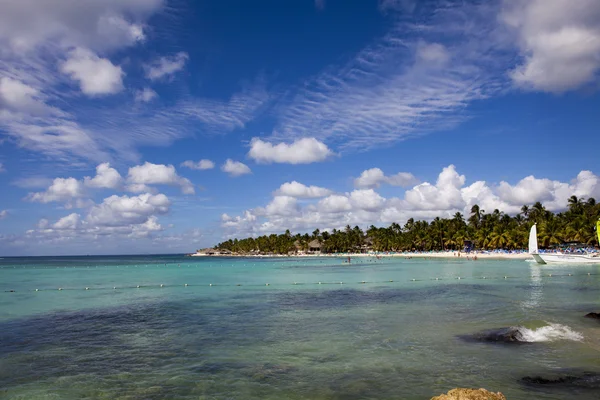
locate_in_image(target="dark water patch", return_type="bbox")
[520,371,600,392]
[271,284,492,310]
[0,296,285,388]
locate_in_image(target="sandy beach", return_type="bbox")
[190,251,532,260]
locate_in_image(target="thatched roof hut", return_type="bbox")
[308,239,322,252]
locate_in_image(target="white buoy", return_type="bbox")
[59,288,63,290]
[318,282,322,285]
[436,278,439,280]
[412,278,416,281]
[113,286,116,289]
[209,283,212,286]
[160,284,164,287]
[266,283,270,286]
[483,276,486,279]
[504,276,507,279]
[185,283,188,286]
[549,274,552,277]
[137,285,140,288]
[85,287,89,290]
[35,289,39,291]
[389,280,393,282]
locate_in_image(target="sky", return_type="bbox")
[1,0,600,256]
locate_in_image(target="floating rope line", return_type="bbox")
[2,271,599,294]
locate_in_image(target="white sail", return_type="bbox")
[528,224,538,254]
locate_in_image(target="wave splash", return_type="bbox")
[516,323,583,342]
[461,323,584,344]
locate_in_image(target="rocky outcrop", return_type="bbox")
[584,312,600,319]
[431,388,506,400]
[459,327,528,344]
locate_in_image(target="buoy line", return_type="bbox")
[2,271,598,294]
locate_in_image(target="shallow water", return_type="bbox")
[1,255,599,399]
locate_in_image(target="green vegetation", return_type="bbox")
[215,196,600,254]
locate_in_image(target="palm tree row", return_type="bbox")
[214,197,600,254]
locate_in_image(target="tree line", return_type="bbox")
[214,196,600,254]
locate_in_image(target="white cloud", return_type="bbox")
[0,163,4,173]
[0,210,8,220]
[354,168,418,189]
[502,0,600,92]
[268,3,503,150]
[135,87,157,102]
[126,162,195,194]
[317,195,352,214]
[0,77,55,116]
[248,137,333,164]
[221,159,251,177]
[0,0,159,52]
[181,159,215,170]
[145,52,188,81]
[263,196,300,217]
[27,177,86,204]
[274,181,332,198]
[221,165,600,237]
[24,192,170,245]
[84,163,123,189]
[86,193,170,226]
[416,42,450,66]
[61,47,124,96]
[53,213,81,230]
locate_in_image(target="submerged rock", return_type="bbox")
[521,372,600,389]
[431,388,506,400]
[584,312,600,319]
[458,327,528,344]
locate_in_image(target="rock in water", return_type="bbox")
[431,388,506,400]
[459,327,527,344]
[584,312,600,319]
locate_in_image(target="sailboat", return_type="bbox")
[528,221,600,264]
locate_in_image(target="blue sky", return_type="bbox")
[1,0,600,256]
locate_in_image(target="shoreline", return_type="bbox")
[190,251,532,260]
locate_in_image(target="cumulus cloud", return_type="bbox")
[27,177,86,204]
[354,168,418,189]
[0,210,8,220]
[274,181,332,198]
[221,159,251,177]
[60,47,124,96]
[126,162,195,194]
[27,192,170,244]
[221,165,600,237]
[135,87,157,102]
[181,159,215,170]
[84,163,123,189]
[248,137,333,164]
[502,0,600,92]
[86,193,170,226]
[145,52,189,81]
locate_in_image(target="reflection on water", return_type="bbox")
[521,265,544,309]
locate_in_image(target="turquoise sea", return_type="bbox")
[1,255,599,399]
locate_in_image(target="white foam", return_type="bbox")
[516,323,583,342]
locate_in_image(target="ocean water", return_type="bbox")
[1,255,599,400]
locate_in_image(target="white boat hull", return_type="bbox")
[532,253,600,264]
